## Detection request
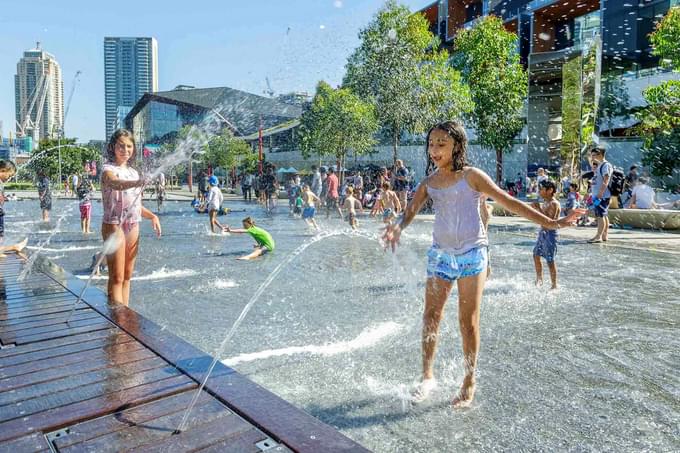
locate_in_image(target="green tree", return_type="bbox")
[599,75,631,137]
[634,80,680,178]
[201,128,254,173]
[299,81,379,177]
[27,138,100,183]
[634,7,680,179]
[650,6,680,70]
[343,0,471,164]
[453,15,527,184]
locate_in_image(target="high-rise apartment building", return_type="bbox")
[14,43,64,141]
[104,37,158,139]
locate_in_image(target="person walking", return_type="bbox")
[588,145,613,243]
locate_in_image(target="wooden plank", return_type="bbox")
[126,411,254,453]
[0,365,182,423]
[0,303,87,323]
[0,298,78,316]
[60,397,232,453]
[0,340,149,382]
[0,330,132,368]
[0,291,75,306]
[0,328,120,360]
[0,285,68,299]
[52,391,214,449]
[0,374,196,442]
[197,428,272,453]
[0,316,108,343]
[0,433,50,452]
[0,309,98,332]
[0,356,167,406]
[11,320,112,345]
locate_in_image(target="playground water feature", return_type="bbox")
[3,198,679,451]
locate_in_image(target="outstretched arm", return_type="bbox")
[102,170,144,191]
[467,168,580,229]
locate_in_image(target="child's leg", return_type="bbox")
[121,226,140,306]
[602,215,609,241]
[547,261,557,289]
[453,271,486,407]
[103,225,126,304]
[237,247,265,260]
[421,277,455,381]
[533,255,543,285]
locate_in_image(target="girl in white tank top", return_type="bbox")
[382,121,583,408]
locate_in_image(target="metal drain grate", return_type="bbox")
[256,437,279,451]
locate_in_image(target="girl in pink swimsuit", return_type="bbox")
[383,121,583,408]
[101,129,161,306]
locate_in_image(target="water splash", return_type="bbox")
[17,203,76,281]
[175,228,377,433]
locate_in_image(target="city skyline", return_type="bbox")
[0,0,422,143]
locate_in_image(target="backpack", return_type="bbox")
[599,163,625,196]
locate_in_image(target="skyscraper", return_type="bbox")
[15,43,64,141]
[104,37,158,139]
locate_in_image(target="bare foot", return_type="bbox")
[9,238,28,253]
[411,378,437,403]
[587,238,602,243]
[535,278,543,287]
[452,378,476,408]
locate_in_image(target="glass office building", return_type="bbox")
[418,0,678,171]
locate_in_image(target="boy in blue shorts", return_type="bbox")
[531,180,561,289]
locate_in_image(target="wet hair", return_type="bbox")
[106,129,137,164]
[381,181,390,190]
[426,121,468,173]
[0,160,17,179]
[539,179,557,194]
[242,216,255,227]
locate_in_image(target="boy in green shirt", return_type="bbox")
[225,216,275,260]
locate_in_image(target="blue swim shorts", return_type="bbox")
[593,197,610,218]
[382,208,394,221]
[302,207,315,219]
[426,246,488,282]
[533,229,558,263]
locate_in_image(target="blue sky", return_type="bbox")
[1,0,424,142]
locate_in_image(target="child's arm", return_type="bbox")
[468,168,580,229]
[102,170,144,191]
[140,205,162,237]
[225,227,247,233]
[382,181,429,251]
[393,193,402,213]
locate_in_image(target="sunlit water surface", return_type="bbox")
[4,198,679,452]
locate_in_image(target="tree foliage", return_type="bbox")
[650,6,680,70]
[343,0,471,163]
[298,81,379,171]
[634,80,680,178]
[453,15,527,183]
[201,128,254,172]
[27,138,100,182]
[634,7,680,179]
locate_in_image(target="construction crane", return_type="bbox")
[63,70,82,133]
[16,71,51,140]
[264,77,275,97]
[56,70,82,188]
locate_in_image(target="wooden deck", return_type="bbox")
[0,252,369,452]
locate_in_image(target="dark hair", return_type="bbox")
[242,216,255,227]
[539,179,557,194]
[569,182,578,190]
[426,121,468,173]
[0,160,16,177]
[590,144,606,156]
[106,129,137,164]
[630,165,638,171]
[327,167,335,174]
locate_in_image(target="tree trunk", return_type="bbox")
[495,149,503,186]
[393,131,399,166]
[187,158,193,193]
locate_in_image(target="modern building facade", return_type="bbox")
[418,0,680,176]
[104,37,158,139]
[14,44,64,142]
[124,85,302,154]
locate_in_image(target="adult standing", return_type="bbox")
[197,170,207,202]
[394,159,409,209]
[311,165,322,197]
[354,171,364,202]
[37,171,52,222]
[241,172,253,201]
[588,145,612,243]
[325,167,343,219]
[72,173,79,198]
